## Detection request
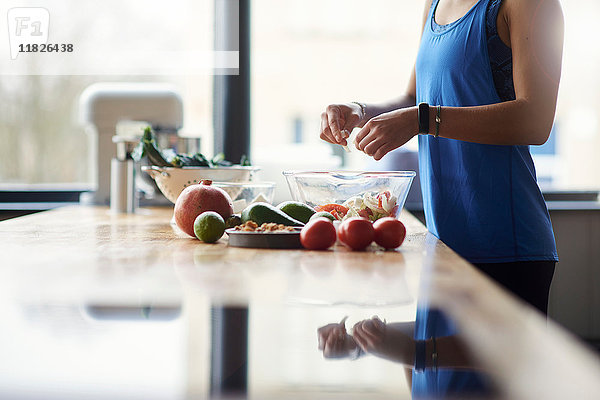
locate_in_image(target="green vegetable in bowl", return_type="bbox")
[132,126,251,168]
[210,153,233,167]
[170,153,210,167]
[132,126,172,167]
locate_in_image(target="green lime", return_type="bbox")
[194,211,226,243]
[310,211,336,222]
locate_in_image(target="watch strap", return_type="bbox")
[414,340,426,372]
[418,103,430,134]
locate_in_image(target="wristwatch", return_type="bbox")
[414,340,426,372]
[418,102,430,134]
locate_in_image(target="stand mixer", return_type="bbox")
[79,82,185,206]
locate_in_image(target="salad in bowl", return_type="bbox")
[316,191,398,221]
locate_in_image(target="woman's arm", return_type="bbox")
[360,92,416,127]
[352,318,478,370]
[355,0,564,159]
[429,0,564,145]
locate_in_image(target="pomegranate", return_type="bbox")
[174,181,233,237]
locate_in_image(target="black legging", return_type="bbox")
[473,261,556,315]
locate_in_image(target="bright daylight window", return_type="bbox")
[1,0,597,193]
[0,0,215,188]
[251,0,600,203]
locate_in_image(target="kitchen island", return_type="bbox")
[1,206,599,399]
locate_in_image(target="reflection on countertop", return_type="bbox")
[1,206,599,400]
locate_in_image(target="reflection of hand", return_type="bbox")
[320,103,364,146]
[317,316,359,359]
[352,316,386,355]
[353,316,415,366]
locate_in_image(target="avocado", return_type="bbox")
[241,202,304,227]
[225,214,242,229]
[310,211,336,222]
[276,201,316,224]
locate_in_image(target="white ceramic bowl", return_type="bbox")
[142,165,261,204]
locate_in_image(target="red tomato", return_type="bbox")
[315,204,349,220]
[373,217,406,249]
[358,207,373,219]
[337,222,347,243]
[339,217,374,251]
[300,218,337,250]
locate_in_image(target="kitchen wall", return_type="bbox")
[548,208,600,342]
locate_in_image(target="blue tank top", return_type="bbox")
[415,0,558,263]
[412,309,492,398]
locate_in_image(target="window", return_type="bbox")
[251,0,600,203]
[0,0,215,186]
[2,1,598,193]
[251,0,423,202]
[551,0,600,190]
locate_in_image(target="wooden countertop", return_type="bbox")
[0,206,456,306]
[1,206,599,400]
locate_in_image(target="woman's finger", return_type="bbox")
[324,334,345,358]
[326,106,343,142]
[332,326,345,339]
[323,336,334,357]
[320,112,336,144]
[317,323,334,337]
[354,121,371,149]
[354,321,381,344]
[361,319,385,339]
[371,316,386,332]
[318,331,331,350]
[326,335,337,350]
[366,138,395,159]
[372,144,394,161]
[318,323,338,349]
[333,337,344,355]
[342,113,360,133]
[352,324,370,350]
[363,137,387,157]
[355,127,374,151]
[357,130,380,154]
[353,328,368,351]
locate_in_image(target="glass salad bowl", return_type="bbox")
[282,170,416,220]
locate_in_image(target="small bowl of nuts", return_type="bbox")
[233,221,298,232]
[225,222,302,249]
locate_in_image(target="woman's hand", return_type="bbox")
[320,103,365,146]
[317,316,359,359]
[352,316,415,366]
[354,107,418,160]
